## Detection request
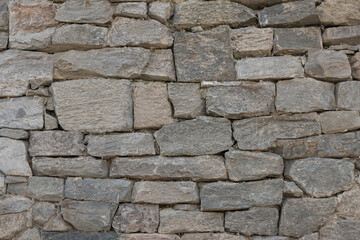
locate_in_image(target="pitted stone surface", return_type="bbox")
[336,81,360,111]
[42,231,119,240]
[27,176,64,201]
[142,50,176,82]
[323,25,360,46]
[318,0,360,26]
[319,219,360,240]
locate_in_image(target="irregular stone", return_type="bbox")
[174,26,236,82]
[173,204,199,211]
[299,233,319,240]
[225,150,283,181]
[51,79,133,133]
[110,155,227,181]
[336,81,360,110]
[43,231,119,240]
[115,2,147,18]
[29,131,85,157]
[0,1,8,31]
[132,181,199,204]
[279,198,336,237]
[173,0,256,30]
[0,31,8,50]
[283,180,304,197]
[350,52,360,80]
[0,50,53,97]
[159,209,224,233]
[181,233,247,240]
[42,215,72,232]
[206,82,275,119]
[252,237,291,240]
[276,78,335,113]
[61,200,117,232]
[16,227,41,240]
[318,0,360,26]
[320,219,360,240]
[26,88,50,97]
[44,113,58,130]
[65,177,132,202]
[112,203,159,233]
[0,195,33,214]
[200,179,283,211]
[236,56,304,80]
[55,0,111,24]
[233,113,320,150]
[225,208,279,236]
[7,183,27,196]
[274,27,322,55]
[337,189,360,220]
[0,128,29,140]
[5,176,27,184]
[32,202,56,226]
[155,116,233,156]
[234,0,304,9]
[149,2,173,24]
[319,111,360,133]
[231,27,273,58]
[134,82,173,129]
[142,49,176,81]
[323,25,360,46]
[0,212,31,239]
[54,48,150,80]
[108,18,173,48]
[119,234,179,240]
[305,50,352,82]
[0,138,31,176]
[27,177,64,201]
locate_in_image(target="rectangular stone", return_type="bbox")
[27,176,64,201]
[319,111,360,134]
[181,233,246,240]
[336,81,360,110]
[318,0,360,26]
[43,231,119,240]
[115,2,148,18]
[200,179,283,211]
[142,49,176,82]
[0,128,28,140]
[323,25,360,46]
[87,133,155,158]
[0,1,8,31]
[0,31,8,50]
[119,234,179,240]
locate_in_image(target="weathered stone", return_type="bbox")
[112,203,159,233]
[5,176,27,184]
[29,131,85,157]
[110,155,227,181]
[305,50,352,82]
[133,181,199,204]
[225,208,279,236]
[0,1,8,31]
[16,227,41,240]
[200,179,283,211]
[7,183,27,196]
[319,111,360,133]
[43,231,119,240]
[225,150,283,181]
[173,204,199,211]
[299,233,319,240]
[234,0,303,9]
[181,233,246,240]
[155,116,233,156]
[0,195,33,214]
[276,78,335,113]
[318,0,360,26]
[274,27,322,55]
[0,50,53,97]
[42,215,72,232]
[27,177,64,201]
[0,212,31,239]
[142,49,176,81]
[350,52,360,80]
[283,180,304,197]
[134,82,173,129]
[65,177,132,202]
[174,26,236,82]
[51,79,133,133]
[231,27,273,58]
[61,200,117,232]
[32,202,56,226]
[279,198,336,237]
[236,56,304,80]
[337,189,360,220]
[119,234,180,240]
[44,113,58,130]
[108,18,173,48]
[173,0,256,30]
[159,209,224,233]
[149,2,173,24]
[115,2,147,18]
[321,220,360,240]
[0,31,8,49]
[54,48,150,80]
[323,25,360,46]
[336,81,360,110]
[252,237,291,240]
[55,0,111,24]
[233,113,320,150]
[206,82,275,119]
[0,128,29,140]
[26,88,50,98]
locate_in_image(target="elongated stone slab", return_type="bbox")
[27,176,64,201]
[323,25,360,46]
[318,0,360,26]
[43,231,119,240]
[181,233,247,240]
[0,1,8,31]
[319,111,360,134]
[119,234,179,240]
[0,195,33,214]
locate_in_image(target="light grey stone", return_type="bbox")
[323,25,360,46]
[42,215,72,232]
[336,81,360,110]
[119,234,180,240]
[27,176,64,201]
[283,180,304,197]
[319,111,360,133]
[172,204,199,211]
[350,52,360,80]
[318,0,360,26]
[115,2,147,18]
[0,195,33,214]
[233,0,299,10]
[0,128,28,140]
[299,233,319,240]
[142,49,176,81]
[26,88,50,97]
[44,113,57,130]
[149,2,173,24]
[0,212,31,239]
[252,237,291,240]
[154,116,233,156]
[32,202,56,226]
[181,233,247,240]
[43,231,119,240]
[51,79,133,133]
[7,183,27,196]
[336,189,360,220]
[319,219,360,240]
[0,31,8,50]
[15,227,41,240]
[4,176,27,184]
[0,1,8,31]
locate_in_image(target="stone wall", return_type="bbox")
[0,0,360,239]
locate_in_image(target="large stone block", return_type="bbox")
[142,49,176,81]
[336,81,360,110]
[119,234,179,240]
[27,176,64,201]
[319,111,360,134]
[323,25,360,46]
[0,195,33,214]
[337,189,360,220]
[181,233,247,240]
[43,231,119,240]
[320,219,360,240]
[51,79,133,133]
[0,212,31,239]
[318,0,360,26]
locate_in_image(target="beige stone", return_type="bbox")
[337,189,360,220]
[318,0,360,26]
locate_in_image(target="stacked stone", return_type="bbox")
[0,0,360,239]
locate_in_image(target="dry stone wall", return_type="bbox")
[0,0,360,239]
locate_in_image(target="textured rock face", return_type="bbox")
[319,111,360,133]
[336,81,360,110]
[320,219,360,240]
[16,228,41,240]
[0,128,28,140]
[318,0,360,26]
[181,233,246,240]
[142,50,176,81]
[119,234,179,240]
[27,177,64,201]
[0,195,33,214]
[43,231,119,240]
[283,181,304,197]
[0,31,8,50]
[149,2,173,24]
[323,25,360,46]
[0,1,8,31]
[32,202,56,226]
[0,212,31,239]
[350,52,360,80]
[115,2,148,18]
[337,189,360,220]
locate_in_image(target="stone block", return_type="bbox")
[142,49,176,81]
[0,195,33,215]
[318,0,360,26]
[115,2,147,18]
[323,25,360,46]
[336,81,360,110]
[149,2,173,24]
[27,176,64,201]
[319,111,360,133]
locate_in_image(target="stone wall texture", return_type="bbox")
[0,0,360,239]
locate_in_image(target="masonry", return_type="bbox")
[0,0,360,239]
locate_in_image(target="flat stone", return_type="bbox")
[134,82,173,129]
[132,181,199,204]
[16,227,41,240]
[108,18,173,48]
[274,27,322,55]
[234,0,303,9]
[173,204,199,211]
[155,116,233,156]
[200,179,283,211]
[0,138,31,176]
[337,189,360,220]
[0,128,28,140]
[252,236,292,240]
[42,215,72,232]
[0,50,53,97]
[174,26,236,82]
[110,155,227,181]
[32,202,56,226]
[29,131,86,157]
[276,78,335,113]
[27,177,64,201]
[299,233,319,240]
[206,82,275,119]
[65,177,132,202]
[7,183,27,196]
[225,150,283,181]
[181,233,247,240]
[0,31,8,50]
[336,81,360,110]
[5,176,27,184]
[149,2,173,24]
[112,203,159,233]
[51,79,133,133]
[283,180,304,197]
[233,113,320,150]
[0,1,8,31]
[142,49,176,81]
[44,113,58,130]
[350,52,360,79]
[168,83,204,119]
[318,0,360,26]
[236,56,304,80]
[225,208,279,236]
[319,111,360,133]
[55,0,111,24]
[54,48,150,80]
[319,219,360,240]
[0,212,31,239]
[231,27,273,58]
[0,195,33,214]
[43,231,119,240]
[115,2,147,18]
[159,209,224,233]
[279,198,336,237]
[119,234,179,240]
[323,25,360,46]
[61,200,117,232]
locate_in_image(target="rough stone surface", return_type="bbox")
[0,128,28,140]
[149,2,173,24]
[299,233,319,240]
[336,81,360,110]
[350,52,360,80]
[181,233,247,240]
[43,231,119,240]
[27,176,64,201]
[7,183,27,196]
[323,25,360,46]
[0,195,33,214]
[200,179,283,211]
[115,2,147,18]
[155,116,233,156]
[142,50,176,81]
[0,1,8,31]
[319,111,360,133]
[0,212,31,239]
[319,219,360,240]
[233,0,299,10]
[16,227,41,240]
[283,180,304,197]
[42,215,72,232]
[336,189,360,220]
[44,113,58,130]
[32,202,56,226]
[318,0,360,26]
[51,79,133,133]
[119,234,179,240]
[0,31,8,50]
[173,204,199,211]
